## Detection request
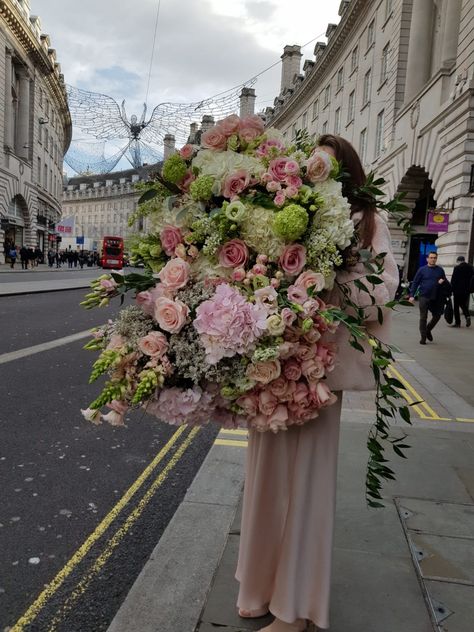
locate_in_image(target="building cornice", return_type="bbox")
[269,0,371,127]
[0,0,72,150]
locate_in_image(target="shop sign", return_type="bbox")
[427,211,449,233]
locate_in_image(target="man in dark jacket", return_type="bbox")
[451,256,473,327]
[409,251,447,344]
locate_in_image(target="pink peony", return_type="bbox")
[153,387,209,426]
[222,170,251,199]
[158,258,190,291]
[295,270,325,293]
[138,331,168,358]
[201,127,227,151]
[193,283,268,364]
[154,297,189,333]
[247,359,281,384]
[280,244,306,277]
[239,115,265,143]
[160,225,183,256]
[283,358,302,381]
[218,239,249,268]
[179,144,195,160]
[305,150,332,183]
[218,114,241,136]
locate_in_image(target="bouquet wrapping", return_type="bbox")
[82,114,357,431]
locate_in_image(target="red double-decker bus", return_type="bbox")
[100,236,124,270]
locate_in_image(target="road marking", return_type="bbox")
[0,330,92,364]
[10,425,188,631]
[219,429,248,436]
[45,427,201,631]
[215,438,248,448]
[389,364,444,420]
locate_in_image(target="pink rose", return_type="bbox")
[310,381,337,407]
[303,327,322,344]
[268,157,290,182]
[278,341,298,359]
[285,185,299,198]
[179,144,194,160]
[236,393,259,417]
[218,239,249,268]
[232,267,246,282]
[283,358,302,381]
[301,357,325,382]
[136,290,154,313]
[284,160,300,176]
[268,376,296,401]
[239,115,265,143]
[259,390,278,416]
[201,127,227,151]
[274,191,286,207]
[138,331,168,358]
[222,170,251,199]
[158,258,190,291]
[99,278,117,291]
[266,180,281,193]
[316,343,337,371]
[256,138,286,157]
[154,297,189,333]
[180,170,196,193]
[218,114,241,136]
[287,284,307,304]
[284,325,302,343]
[305,150,332,183]
[291,382,309,407]
[247,360,281,384]
[267,404,289,433]
[295,270,325,293]
[280,244,306,277]
[160,225,183,256]
[296,343,317,362]
[285,174,303,188]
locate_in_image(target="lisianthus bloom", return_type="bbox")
[101,399,128,427]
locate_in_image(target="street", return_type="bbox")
[0,287,219,631]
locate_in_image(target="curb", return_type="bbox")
[106,440,246,632]
[0,284,93,297]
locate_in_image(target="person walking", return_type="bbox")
[8,245,17,269]
[235,135,399,632]
[20,245,28,270]
[451,255,473,327]
[408,252,447,344]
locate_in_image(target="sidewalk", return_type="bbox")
[0,264,102,295]
[108,308,474,632]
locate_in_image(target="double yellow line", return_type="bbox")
[11,425,200,631]
[215,428,248,448]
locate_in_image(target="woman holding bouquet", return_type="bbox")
[236,135,399,631]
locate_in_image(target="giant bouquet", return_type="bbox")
[81,114,411,505]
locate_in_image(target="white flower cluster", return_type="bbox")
[312,179,354,250]
[192,149,265,196]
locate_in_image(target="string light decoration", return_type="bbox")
[65,80,257,175]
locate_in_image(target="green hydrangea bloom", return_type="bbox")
[329,155,340,178]
[190,175,215,201]
[273,204,309,241]
[162,154,187,184]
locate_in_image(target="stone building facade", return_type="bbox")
[0,0,71,263]
[265,0,474,278]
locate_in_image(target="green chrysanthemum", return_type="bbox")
[162,154,187,184]
[190,175,215,201]
[273,204,309,241]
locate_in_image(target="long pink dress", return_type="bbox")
[236,212,399,628]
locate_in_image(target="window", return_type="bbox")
[44,127,49,149]
[45,99,50,117]
[359,128,367,164]
[335,107,341,134]
[337,67,344,91]
[385,0,393,19]
[351,46,358,73]
[322,121,328,134]
[375,109,385,156]
[37,157,41,183]
[348,90,355,122]
[312,99,319,119]
[291,123,297,139]
[363,69,372,105]
[381,43,390,83]
[367,19,375,49]
[43,163,48,188]
[324,85,331,107]
[38,123,42,144]
[39,87,43,108]
[302,111,307,129]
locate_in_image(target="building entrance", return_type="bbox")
[406,234,438,281]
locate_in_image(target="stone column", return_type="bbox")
[4,49,14,149]
[200,115,214,134]
[239,87,256,118]
[17,69,31,159]
[188,122,198,143]
[280,45,302,94]
[404,0,434,103]
[163,133,175,160]
[441,0,462,68]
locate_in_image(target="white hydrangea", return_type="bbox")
[193,150,265,195]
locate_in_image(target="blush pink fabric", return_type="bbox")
[236,211,398,628]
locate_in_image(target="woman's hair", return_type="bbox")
[318,134,376,248]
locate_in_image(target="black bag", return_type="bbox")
[444,297,454,324]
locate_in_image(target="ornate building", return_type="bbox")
[0,0,71,263]
[265,0,473,278]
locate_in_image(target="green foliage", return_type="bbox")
[356,172,412,236]
[90,380,126,409]
[131,369,159,404]
[89,349,120,383]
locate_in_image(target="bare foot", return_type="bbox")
[238,606,270,618]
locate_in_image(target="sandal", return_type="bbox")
[238,606,270,618]
[258,618,309,631]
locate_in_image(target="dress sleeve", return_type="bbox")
[333,213,399,322]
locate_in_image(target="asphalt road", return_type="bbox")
[0,290,219,631]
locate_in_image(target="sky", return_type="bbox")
[32,0,341,169]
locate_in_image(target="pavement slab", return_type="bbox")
[424,580,474,632]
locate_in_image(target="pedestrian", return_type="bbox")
[408,251,447,344]
[34,246,43,265]
[235,134,398,632]
[451,255,473,327]
[8,244,17,269]
[73,251,79,268]
[27,247,35,269]
[20,245,28,270]
[55,251,61,268]
[47,249,54,267]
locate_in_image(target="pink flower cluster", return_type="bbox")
[261,156,303,207]
[194,283,269,364]
[201,114,265,151]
